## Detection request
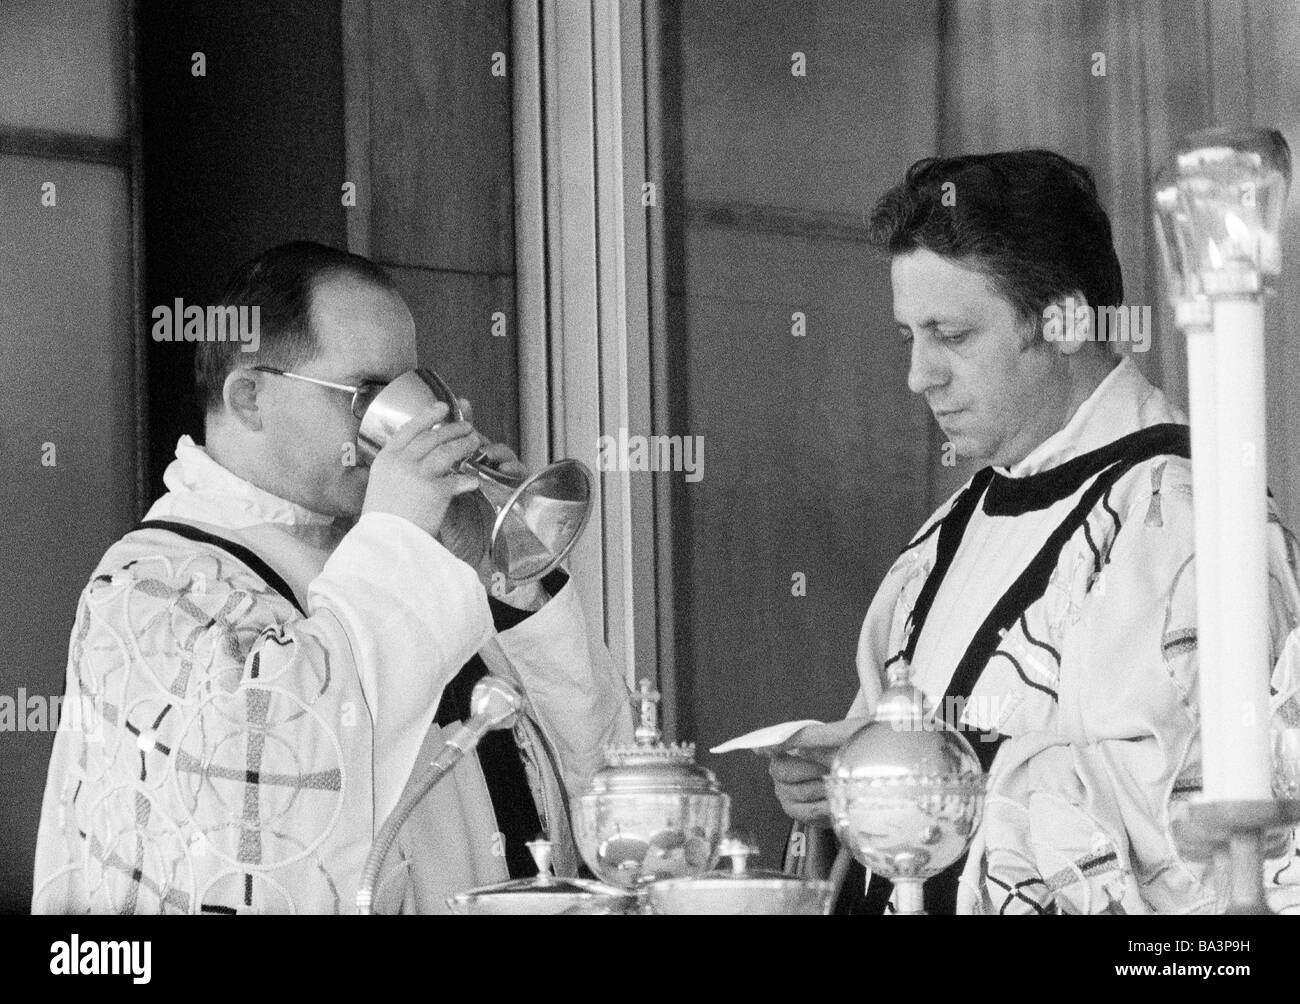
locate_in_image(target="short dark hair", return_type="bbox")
[866,150,1124,328]
[195,240,397,413]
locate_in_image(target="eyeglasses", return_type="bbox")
[249,365,387,420]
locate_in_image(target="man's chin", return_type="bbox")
[937,429,989,465]
[332,467,369,519]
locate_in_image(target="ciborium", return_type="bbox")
[357,367,593,584]
[572,679,729,893]
[825,660,985,915]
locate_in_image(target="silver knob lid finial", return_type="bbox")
[717,832,758,876]
[526,839,555,885]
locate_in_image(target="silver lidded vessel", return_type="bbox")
[648,832,834,915]
[572,679,730,891]
[447,839,633,915]
[825,659,986,915]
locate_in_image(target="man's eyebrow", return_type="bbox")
[896,317,958,328]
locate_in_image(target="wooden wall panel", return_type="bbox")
[0,0,129,139]
[668,0,941,865]
[367,0,515,273]
[0,154,137,914]
[674,225,935,862]
[679,0,939,217]
[1,0,139,915]
[386,266,519,448]
[345,0,520,459]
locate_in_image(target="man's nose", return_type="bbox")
[906,334,948,396]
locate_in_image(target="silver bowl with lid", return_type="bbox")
[648,834,834,915]
[447,839,634,915]
[573,680,730,890]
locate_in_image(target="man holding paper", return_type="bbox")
[766,151,1300,914]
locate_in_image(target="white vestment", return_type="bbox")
[33,436,631,914]
[846,359,1300,913]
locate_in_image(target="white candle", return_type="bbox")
[1185,324,1224,794]
[1192,298,1273,801]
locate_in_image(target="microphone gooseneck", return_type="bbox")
[356,676,523,914]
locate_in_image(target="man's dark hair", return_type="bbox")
[866,150,1124,330]
[195,240,397,413]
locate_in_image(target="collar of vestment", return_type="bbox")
[151,435,338,532]
[996,357,1162,477]
[983,424,1191,517]
[981,357,1182,516]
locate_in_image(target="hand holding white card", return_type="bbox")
[709,719,824,755]
[711,718,871,766]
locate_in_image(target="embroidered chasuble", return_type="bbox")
[33,436,631,914]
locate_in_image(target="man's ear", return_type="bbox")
[1042,290,1090,356]
[222,368,264,430]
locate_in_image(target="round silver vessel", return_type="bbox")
[825,667,985,914]
[648,836,833,915]
[573,680,730,890]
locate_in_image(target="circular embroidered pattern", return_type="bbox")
[172,683,345,870]
[81,784,196,915]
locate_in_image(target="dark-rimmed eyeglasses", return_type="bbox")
[249,366,387,420]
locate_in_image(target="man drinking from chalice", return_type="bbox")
[33,241,630,914]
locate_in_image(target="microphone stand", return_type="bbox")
[356,676,524,914]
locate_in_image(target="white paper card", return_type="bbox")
[709,719,824,754]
